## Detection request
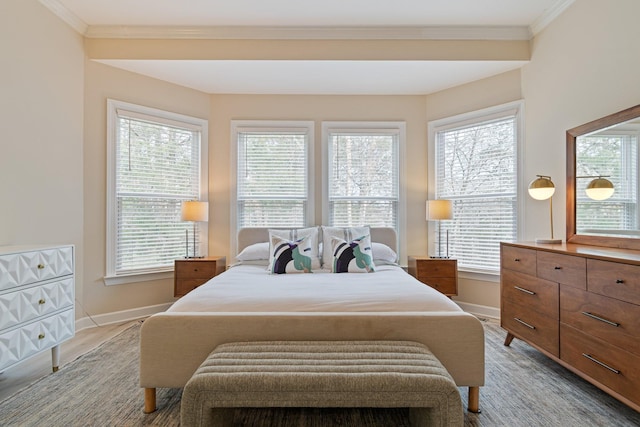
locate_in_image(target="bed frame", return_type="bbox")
[140,227,484,413]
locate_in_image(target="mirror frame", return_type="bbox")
[566,104,640,250]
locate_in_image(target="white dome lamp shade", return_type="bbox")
[585,177,615,201]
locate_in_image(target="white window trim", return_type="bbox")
[321,121,406,262]
[105,99,209,285]
[427,100,525,278]
[230,120,315,260]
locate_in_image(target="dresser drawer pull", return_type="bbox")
[514,286,536,295]
[514,317,535,329]
[582,353,620,374]
[581,311,620,327]
[554,266,562,270]
[514,258,520,262]
[616,279,624,284]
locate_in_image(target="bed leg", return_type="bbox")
[144,388,157,414]
[504,332,515,346]
[468,386,481,413]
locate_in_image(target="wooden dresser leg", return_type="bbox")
[504,332,515,346]
[468,386,481,413]
[144,388,157,414]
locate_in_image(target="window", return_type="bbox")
[429,101,522,274]
[106,100,208,284]
[231,121,314,254]
[576,132,638,232]
[323,122,404,233]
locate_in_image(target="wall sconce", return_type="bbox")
[578,176,615,200]
[426,199,453,258]
[528,175,561,244]
[181,200,209,258]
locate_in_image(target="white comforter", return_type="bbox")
[168,264,462,313]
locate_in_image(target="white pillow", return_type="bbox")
[268,234,315,274]
[268,227,321,270]
[329,234,376,273]
[236,242,269,261]
[372,242,398,265]
[321,226,370,267]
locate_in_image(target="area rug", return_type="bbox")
[1,319,639,426]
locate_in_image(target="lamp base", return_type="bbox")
[429,255,450,259]
[535,238,562,244]
[184,256,205,259]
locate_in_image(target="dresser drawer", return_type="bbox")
[0,308,75,371]
[587,259,640,306]
[537,251,586,289]
[502,300,559,356]
[560,284,640,356]
[502,269,559,319]
[0,277,75,331]
[561,324,640,408]
[175,261,220,279]
[501,245,536,276]
[0,246,74,292]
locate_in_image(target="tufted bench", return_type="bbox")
[180,340,464,427]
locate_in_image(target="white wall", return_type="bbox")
[0,0,85,303]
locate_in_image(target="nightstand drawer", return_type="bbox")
[420,277,457,295]
[175,261,219,279]
[415,260,456,277]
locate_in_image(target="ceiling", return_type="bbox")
[45,0,574,95]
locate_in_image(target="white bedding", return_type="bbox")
[168,264,462,313]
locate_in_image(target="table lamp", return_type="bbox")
[427,199,453,258]
[181,200,208,258]
[528,175,561,244]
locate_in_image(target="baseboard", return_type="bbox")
[75,303,173,331]
[455,301,500,321]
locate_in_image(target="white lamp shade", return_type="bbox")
[528,176,555,200]
[426,199,453,221]
[585,177,614,200]
[181,201,209,222]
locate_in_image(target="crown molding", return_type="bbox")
[39,0,88,34]
[530,0,575,36]
[84,24,531,40]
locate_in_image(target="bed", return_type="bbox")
[140,227,485,413]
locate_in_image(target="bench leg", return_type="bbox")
[468,386,481,413]
[144,388,157,413]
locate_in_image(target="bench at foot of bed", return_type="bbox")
[177,340,466,427]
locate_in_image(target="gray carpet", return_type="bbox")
[0,319,639,426]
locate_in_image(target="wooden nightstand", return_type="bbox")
[407,256,458,297]
[174,256,226,297]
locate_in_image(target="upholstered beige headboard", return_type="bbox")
[237,227,397,254]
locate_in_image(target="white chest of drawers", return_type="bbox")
[0,245,75,372]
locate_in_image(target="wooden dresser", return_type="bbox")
[500,242,640,412]
[0,245,75,373]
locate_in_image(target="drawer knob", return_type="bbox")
[616,279,624,284]
[37,263,45,269]
[38,333,45,340]
[582,353,620,374]
[514,258,520,262]
[38,298,46,305]
[554,266,562,270]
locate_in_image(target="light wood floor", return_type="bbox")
[0,319,140,402]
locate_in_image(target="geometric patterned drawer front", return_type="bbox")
[0,277,74,331]
[0,308,75,371]
[0,246,74,292]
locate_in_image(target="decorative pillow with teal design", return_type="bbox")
[321,225,370,267]
[330,234,376,273]
[268,234,315,274]
[269,227,321,270]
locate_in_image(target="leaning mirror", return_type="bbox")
[567,104,640,250]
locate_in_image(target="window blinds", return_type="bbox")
[436,116,517,272]
[327,131,399,228]
[236,130,309,227]
[115,113,201,274]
